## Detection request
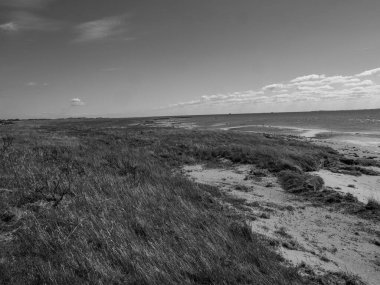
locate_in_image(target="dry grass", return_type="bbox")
[0,118,356,284]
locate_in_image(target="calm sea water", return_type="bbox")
[181,109,380,134]
[169,109,380,151]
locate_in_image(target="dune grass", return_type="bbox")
[278,171,324,193]
[0,119,354,284]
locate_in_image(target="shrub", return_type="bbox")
[366,198,380,211]
[278,170,324,193]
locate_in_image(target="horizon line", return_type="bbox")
[2,107,380,121]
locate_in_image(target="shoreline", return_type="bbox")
[198,121,380,204]
[221,124,380,149]
[208,122,380,156]
[150,117,380,204]
[149,117,380,204]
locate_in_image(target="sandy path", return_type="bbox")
[183,164,380,285]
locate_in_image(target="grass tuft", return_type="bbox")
[278,170,324,193]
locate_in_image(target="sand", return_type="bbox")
[312,169,380,203]
[219,124,330,138]
[183,164,380,285]
[219,124,380,154]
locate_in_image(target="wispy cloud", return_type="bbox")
[356,68,380,77]
[71,98,85,106]
[168,67,380,109]
[0,22,17,32]
[0,3,131,43]
[25,81,48,87]
[290,74,326,83]
[0,11,62,33]
[0,0,60,34]
[74,15,129,43]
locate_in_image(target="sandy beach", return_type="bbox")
[183,162,380,285]
[248,125,380,203]
[302,130,380,203]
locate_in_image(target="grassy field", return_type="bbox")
[0,119,370,284]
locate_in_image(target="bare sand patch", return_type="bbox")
[183,164,380,285]
[218,124,331,138]
[312,169,380,203]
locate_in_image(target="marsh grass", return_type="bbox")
[0,119,362,284]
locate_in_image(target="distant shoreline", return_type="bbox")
[2,107,380,121]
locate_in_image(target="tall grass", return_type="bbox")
[0,122,315,284]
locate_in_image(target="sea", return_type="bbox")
[159,109,380,153]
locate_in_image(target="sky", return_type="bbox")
[1,0,380,119]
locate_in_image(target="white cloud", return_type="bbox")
[291,80,323,86]
[262,83,286,92]
[168,67,380,109]
[320,76,355,84]
[355,68,380,77]
[290,74,325,83]
[344,79,373,87]
[71,98,85,106]
[296,85,334,91]
[74,15,128,42]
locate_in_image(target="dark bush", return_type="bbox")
[366,198,380,211]
[278,171,324,193]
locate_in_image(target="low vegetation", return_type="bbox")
[277,169,380,220]
[0,119,16,126]
[354,198,380,220]
[0,118,372,284]
[278,171,324,193]
[366,198,380,211]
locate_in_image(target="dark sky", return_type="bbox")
[1,0,380,118]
